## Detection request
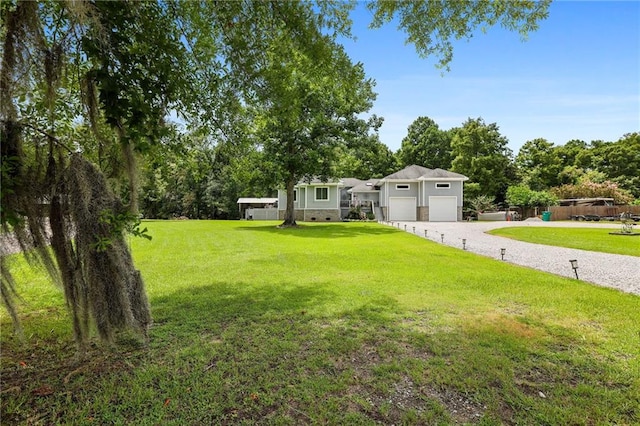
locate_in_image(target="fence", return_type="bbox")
[547,205,640,221]
[245,208,279,220]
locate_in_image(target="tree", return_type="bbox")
[450,118,516,201]
[506,184,558,217]
[590,133,640,198]
[551,178,634,205]
[1,0,351,344]
[515,138,562,190]
[397,116,452,169]
[333,132,398,179]
[554,139,588,169]
[367,0,551,70]
[255,36,376,226]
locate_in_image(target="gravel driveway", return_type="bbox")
[385,220,640,296]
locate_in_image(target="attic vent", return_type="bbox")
[366,182,373,186]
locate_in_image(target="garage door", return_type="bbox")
[389,197,416,221]
[429,196,458,222]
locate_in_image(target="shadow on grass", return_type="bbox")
[235,223,399,239]
[3,279,637,425]
[149,280,338,337]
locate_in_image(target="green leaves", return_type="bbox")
[451,117,515,201]
[397,116,453,169]
[367,0,551,69]
[93,209,152,252]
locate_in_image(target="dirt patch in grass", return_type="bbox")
[335,336,486,424]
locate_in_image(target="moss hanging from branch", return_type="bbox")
[50,154,151,346]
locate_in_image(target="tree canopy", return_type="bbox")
[397,116,453,170]
[450,118,516,201]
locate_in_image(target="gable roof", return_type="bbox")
[381,165,432,180]
[420,168,468,181]
[349,179,379,193]
[377,165,468,183]
[341,177,363,188]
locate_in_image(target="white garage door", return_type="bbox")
[389,197,417,221]
[429,196,458,222]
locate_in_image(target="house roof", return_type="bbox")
[237,198,278,204]
[341,177,363,188]
[297,177,342,185]
[349,179,379,193]
[420,168,469,181]
[378,165,468,182]
[379,165,432,181]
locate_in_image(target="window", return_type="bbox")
[293,190,297,202]
[396,184,410,190]
[315,187,329,201]
[435,182,450,189]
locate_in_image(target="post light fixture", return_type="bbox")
[424,229,428,238]
[569,259,579,279]
[412,226,415,233]
[462,239,467,250]
[441,233,445,243]
[500,248,506,260]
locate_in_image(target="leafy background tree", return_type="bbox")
[397,116,453,169]
[450,117,516,203]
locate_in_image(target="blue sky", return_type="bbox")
[340,1,640,153]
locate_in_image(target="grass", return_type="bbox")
[487,226,640,257]
[2,221,639,425]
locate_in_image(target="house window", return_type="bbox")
[435,182,450,189]
[396,184,410,190]
[315,187,329,201]
[293,190,297,202]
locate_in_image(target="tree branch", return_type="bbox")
[2,119,75,154]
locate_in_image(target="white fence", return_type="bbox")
[246,208,279,220]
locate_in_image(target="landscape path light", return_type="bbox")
[462,239,467,250]
[441,233,445,243]
[404,224,407,231]
[500,248,506,260]
[570,259,579,279]
[412,226,415,234]
[424,229,428,238]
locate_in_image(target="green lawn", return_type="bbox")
[2,221,639,424]
[487,226,640,257]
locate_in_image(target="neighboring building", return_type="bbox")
[237,197,278,220]
[275,165,468,222]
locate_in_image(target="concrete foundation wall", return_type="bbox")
[304,209,341,222]
[278,210,304,221]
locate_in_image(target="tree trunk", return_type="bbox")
[282,175,297,227]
